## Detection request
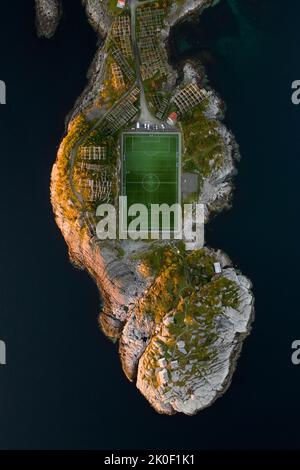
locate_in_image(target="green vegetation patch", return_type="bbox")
[55,114,92,222]
[180,100,226,178]
[72,126,119,211]
[136,244,241,388]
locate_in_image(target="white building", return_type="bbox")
[157,358,167,368]
[117,0,125,8]
[214,262,222,274]
[167,112,177,126]
[157,368,169,386]
[177,340,187,354]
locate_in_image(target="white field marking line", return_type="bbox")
[141,137,160,144]
[125,182,177,184]
[125,136,133,150]
[125,137,177,156]
[129,150,172,157]
[131,136,173,151]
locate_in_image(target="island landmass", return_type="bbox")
[34,0,254,415]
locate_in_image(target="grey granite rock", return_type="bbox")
[35,0,62,38]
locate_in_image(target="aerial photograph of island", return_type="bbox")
[0,0,299,466]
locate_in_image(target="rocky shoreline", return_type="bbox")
[120,248,254,415]
[37,0,255,415]
[82,0,111,37]
[35,0,62,38]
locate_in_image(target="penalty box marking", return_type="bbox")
[132,136,172,152]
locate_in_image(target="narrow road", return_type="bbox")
[68,1,160,207]
[129,0,159,124]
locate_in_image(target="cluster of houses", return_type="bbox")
[111,47,134,82]
[172,82,211,114]
[165,82,211,126]
[78,173,113,203]
[77,146,113,203]
[74,1,214,209]
[81,146,107,161]
[101,86,140,134]
[136,6,167,81]
[111,14,132,59]
[111,61,126,92]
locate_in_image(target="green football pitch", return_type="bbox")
[122,132,180,231]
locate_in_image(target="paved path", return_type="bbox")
[68,1,160,208]
[129,0,160,124]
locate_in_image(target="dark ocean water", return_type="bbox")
[0,0,299,450]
